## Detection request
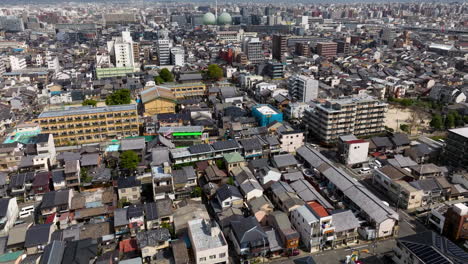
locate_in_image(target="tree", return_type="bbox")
[227,176,235,186]
[154,76,165,84]
[191,187,203,197]
[105,89,131,105]
[430,114,443,130]
[159,68,174,82]
[445,113,455,129]
[120,150,140,170]
[400,124,410,133]
[206,64,223,81]
[82,99,97,107]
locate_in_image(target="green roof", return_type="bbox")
[223,152,245,163]
[0,251,23,263]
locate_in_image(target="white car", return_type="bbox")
[359,167,371,174]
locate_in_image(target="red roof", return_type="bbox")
[307,201,329,218]
[119,239,138,253]
[45,213,56,224]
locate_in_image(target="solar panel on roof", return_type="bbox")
[188,144,211,154]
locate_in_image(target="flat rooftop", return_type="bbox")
[255,105,279,115]
[38,104,136,118]
[188,219,226,251]
[449,127,468,138]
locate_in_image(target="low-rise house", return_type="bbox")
[428,204,449,234]
[118,176,141,204]
[390,133,410,153]
[172,240,190,264]
[40,189,73,216]
[370,136,393,152]
[331,210,360,248]
[238,138,263,159]
[256,166,281,186]
[120,138,146,158]
[80,153,101,170]
[0,198,18,236]
[173,202,210,236]
[152,170,174,200]
[386,154,418,168]
[114,208,130,236]
[172,166,197,200]
[32,171,51,196]
[7,223,30,250]
[136,229,171,262]
[277,130,304,153]
[269,181,305,213]
[410,178,445,205]
[62,238,98,264]
[229,216,269,259]
[223,152,246,174]
[64,159,80,188]
[268,211,300,251]
[409,163,444,179]
[272,154,298,172]
[127,205,145,235]
[203,165,227,184]
[290,179,334,210]
[232,166,264,201]
[8,172,34,197]
[247,196,274,225]
[0,143,23,172]
[188,219,229,264]
[51,169,66,190]
[144,199,173,229]
[24,223,54,254]
[213,184,243,210]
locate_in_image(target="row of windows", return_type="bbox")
[199,253,226,262]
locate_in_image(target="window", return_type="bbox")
[199,257,206,262]
[209,255,216,259]
[219,253,226,258]
[132,187,137,191]
[121,189,126,193]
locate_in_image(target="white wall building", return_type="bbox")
[9,55,26,71]
[107,30,135,68]
[188,219,229,264]
[338,135,369,165]
[0,198,19,236]
[288,75,319,102]
[170,47,184,66]
[47,56,61,72]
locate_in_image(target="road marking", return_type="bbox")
[345,245,368,251]
[400,210,411,219]
[404,219,415,228]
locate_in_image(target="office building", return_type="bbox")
[104,13,137,25]
[156,30,171,66]
[272,34,288,61]
[188,219,229,264]
[316,42,337,57]
[295,42,310,56]
[305,96,387,143]
[443,203,468,241]
[107,30,135,68]
[336,40,350,55]
[264,61,284,79]
[242,37,263,64]
[170,47,185,66]
[288,75,318,102]
[444,127,468,169]
[35,104,139,146]
[251,104,283,127]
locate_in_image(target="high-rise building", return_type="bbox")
[272,34,288,61]
[305,96,387,143]
[156,30,171,66]
[107,30,135,68]
[170,47,185,66]
[336,40,350,55]
[242,37,263,64]
[316,42,337,57]
[444,127,468,169]
[264,61,284,79]
[47,57,60,72]
[288,75,318,102]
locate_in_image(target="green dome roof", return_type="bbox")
[203,12,216,25]
[217,12,232,25]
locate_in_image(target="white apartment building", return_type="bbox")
[107,30,135,68]
[188,218,229,264]
[305,95,387,143]
[284,102,311,119]
[170,47,184,66]
[240,74,263,89]
[278,130,304,153]
[9,55,26,71]
[288,75,319,102]
[47,56,60,72]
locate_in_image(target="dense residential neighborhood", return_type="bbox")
[0,1,467,264]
